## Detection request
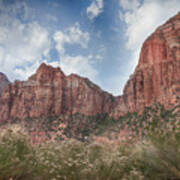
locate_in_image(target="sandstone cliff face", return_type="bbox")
[0,63,115,121]
[113,12,180,115]
[0,13,179,121]
[0,73,9,95]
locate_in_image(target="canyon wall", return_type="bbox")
[0,63,115,121]
[0,73,9,95]
[0,12,179,121]
[113,12,180,117]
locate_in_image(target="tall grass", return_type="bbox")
[0,123,179,180]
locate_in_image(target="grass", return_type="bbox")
[0,122,179,180]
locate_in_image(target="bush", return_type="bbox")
[0,125,39,180]
[132,128,180,180]
[0,123,179,180]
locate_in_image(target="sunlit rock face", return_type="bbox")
[113,12,180,116]
[0,63,115,121]
[0,13,179,122]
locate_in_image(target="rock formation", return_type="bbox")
[0,12,179,121]
[0,73,9,95]
[113,12,180,116]
[126,12,180,111]
[0,63,115,121]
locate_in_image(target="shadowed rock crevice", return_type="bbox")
[0,72,9,95]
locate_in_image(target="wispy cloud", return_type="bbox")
[53,23,98,82]
[119,0,180,73]
[54,22,90,55]
[106,0,180,95]
[119,0,140,11]
[87,0,104,20]
[0,1,51,80]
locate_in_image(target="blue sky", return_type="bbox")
[0,0,179,95]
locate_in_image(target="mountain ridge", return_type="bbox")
[0,12,179,122]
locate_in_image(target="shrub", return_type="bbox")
[0,119,179,180]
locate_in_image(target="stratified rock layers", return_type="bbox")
[0,12,179,121]
[120,12,180,113]
[0,63,115,120]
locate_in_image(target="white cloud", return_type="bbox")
[14,61,42,80]
[48,55,98,83]
[105,75,129,96]
[0,0,35,22]
[0,1,98,85]
[119,0,180,71]
[110,0,180,95]
[54,23,98,82]
[119,0,140,10]
[61,55,97,79]
[0,1,51,80]
[87,0,104,20]
[54,22,90,55]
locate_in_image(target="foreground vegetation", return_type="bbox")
[9,103,179,143]
[0,121,179,180]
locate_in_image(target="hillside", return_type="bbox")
[0,12,179,142]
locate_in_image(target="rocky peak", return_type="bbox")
[119,12,180,113]
[137,12,180,68]
[36,63,64,74]
[0,13,179,122]
[0,62,115,120]
[29,63,65,82]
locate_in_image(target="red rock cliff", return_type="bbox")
[0,13,179,121]
[0,63,115,120]
[119,12,180,114]
[0,73,9,95]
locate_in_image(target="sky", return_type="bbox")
[0,0,179,95]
